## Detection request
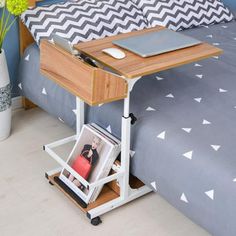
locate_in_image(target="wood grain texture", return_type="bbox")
[48,170,145,211]
[28,0,42,7]
[40,40,128,106]
[48,172,119,212]
[75,26,223,79]
[22,97,37,110]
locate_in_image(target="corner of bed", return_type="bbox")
[19,0,41,109]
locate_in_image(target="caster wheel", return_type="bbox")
[91,217,102,226]
[49,181,54,186]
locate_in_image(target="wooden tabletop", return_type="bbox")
[74,26,223,79]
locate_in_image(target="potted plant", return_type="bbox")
[0,0,28,141]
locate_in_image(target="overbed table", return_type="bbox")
[41,26,222,225]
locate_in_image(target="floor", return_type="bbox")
[0,108,211,236]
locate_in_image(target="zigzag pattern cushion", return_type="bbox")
[133,0,235,31]
[21,0,148,45]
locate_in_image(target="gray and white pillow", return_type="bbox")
[133,0,235,31]
[21,0,148,45]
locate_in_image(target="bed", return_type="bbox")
[18,0,236,235]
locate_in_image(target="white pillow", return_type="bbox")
[133,0,235,31]
[21,0,148,44]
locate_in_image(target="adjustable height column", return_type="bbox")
[120,90,131,200]
[120,77,140,200]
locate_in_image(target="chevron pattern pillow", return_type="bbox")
[133,0,235,31]
[21,0,148,45]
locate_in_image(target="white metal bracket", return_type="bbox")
[123,76,141,92]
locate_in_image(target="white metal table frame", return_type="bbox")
[44,75,152,222]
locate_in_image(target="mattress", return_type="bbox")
[18,20,236,236]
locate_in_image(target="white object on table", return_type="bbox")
[102,48,126,59]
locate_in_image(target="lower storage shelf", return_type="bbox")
[47,171,119,212]
[46,170,145,214]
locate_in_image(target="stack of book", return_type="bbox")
[59,123,121,204]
